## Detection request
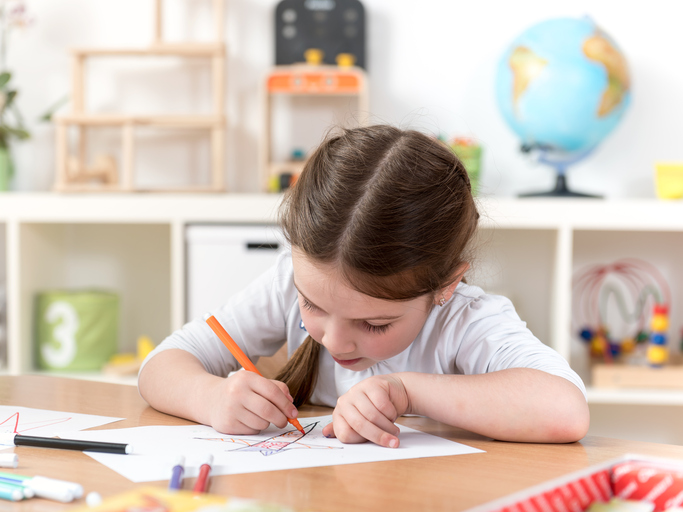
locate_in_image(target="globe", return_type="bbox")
[495,17,631,196]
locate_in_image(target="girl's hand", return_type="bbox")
[206,370,298,435]
[322,374,409,448]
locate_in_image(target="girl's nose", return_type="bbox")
[321,322,355,354]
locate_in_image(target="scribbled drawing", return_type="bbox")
[0,411,73,435]
[193,421,343,457]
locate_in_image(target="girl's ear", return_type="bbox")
[434,263,470,305]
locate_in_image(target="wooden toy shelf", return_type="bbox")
[592,358,683,390]
[54,0,226,193]
[261,65,369,192]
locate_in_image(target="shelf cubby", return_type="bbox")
[17,222,171,374]
[473,227,558,347]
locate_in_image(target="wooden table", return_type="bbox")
[2,375,683,512]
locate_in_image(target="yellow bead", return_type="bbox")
[651,314,669,332]
[621,338,635,353]
[590,337,604,356]
[647,344,669,365]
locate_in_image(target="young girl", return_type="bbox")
[138,125,589,448]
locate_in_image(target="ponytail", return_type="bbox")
[274,335,321,407]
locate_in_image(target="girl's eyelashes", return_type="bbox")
[300,294,391,334]
[363,322,391,334]
[300,296,317,311]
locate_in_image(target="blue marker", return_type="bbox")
[169,455,185,490]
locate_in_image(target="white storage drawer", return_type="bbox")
[185,224,286,322]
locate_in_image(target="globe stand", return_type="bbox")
[518,148,602,198]
[519,173,602,198]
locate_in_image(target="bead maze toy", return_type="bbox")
[53,0,226,193]
[573,258,672,365]
[572,258,683,389]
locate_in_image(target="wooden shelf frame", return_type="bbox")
[56,114,226,128]
[54,0,226,193]
[70,43,225,58]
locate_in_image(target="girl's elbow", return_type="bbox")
[552,401,590,443]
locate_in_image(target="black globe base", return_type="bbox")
[518,174,602,198]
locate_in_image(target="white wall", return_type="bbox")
[7,0,683,196]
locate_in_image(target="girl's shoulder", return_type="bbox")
[445,282,519,320]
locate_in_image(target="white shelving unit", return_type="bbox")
[1,193,682,442]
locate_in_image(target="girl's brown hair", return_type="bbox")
[275,125,479,406]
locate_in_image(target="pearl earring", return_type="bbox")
[439,297,446,307]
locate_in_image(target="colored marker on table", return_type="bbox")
[0,479,35,499]
[205,314,306,435]
[0,433,133,455]
[0,472,80,503]
[193,454,213,493]
[0,481,23,501]
[169,455,185,491]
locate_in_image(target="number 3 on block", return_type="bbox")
[42,301,79,368]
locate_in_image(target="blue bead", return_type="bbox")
[651,333,667,345]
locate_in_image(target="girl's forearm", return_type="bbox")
[137,349,223,425]
[398,368,589,443]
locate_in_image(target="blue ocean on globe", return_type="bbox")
[495,17,631,154]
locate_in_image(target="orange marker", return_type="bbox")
[205,315,305,435]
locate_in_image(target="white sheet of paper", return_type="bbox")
[0,405,123,441]
[63,415,484,482]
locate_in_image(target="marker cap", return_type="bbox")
[26,477,75,503]
[0,453,18,468]
[38,476,83,499]
[0,434,16,447]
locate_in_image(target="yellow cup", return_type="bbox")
[654,162,683,199]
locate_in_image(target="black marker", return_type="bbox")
[0,433,133,454]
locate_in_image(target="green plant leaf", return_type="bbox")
[0,125,30,141]
[0,72,11,89]
[7,127,30,140]
[4,90,16,108]
[39,94,69,122]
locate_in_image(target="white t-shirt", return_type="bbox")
[142,252,587,406]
